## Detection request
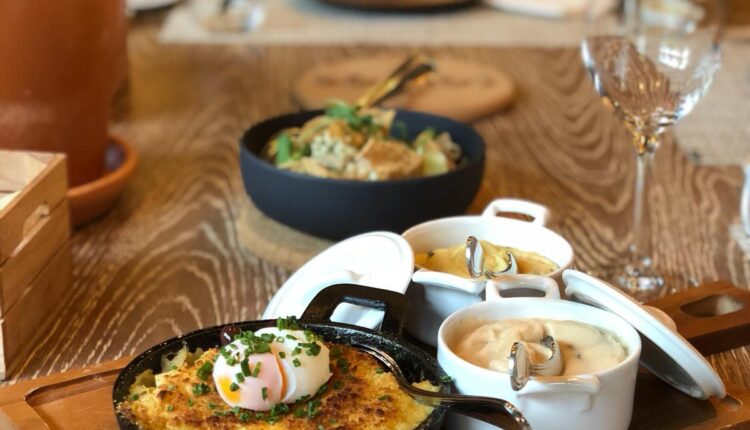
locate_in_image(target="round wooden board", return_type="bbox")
[319,0,474,10]
[235,195,333,272]
[293,55,515,123]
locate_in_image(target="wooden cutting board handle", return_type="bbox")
[646,281,750,356]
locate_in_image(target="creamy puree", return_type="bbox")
[414,240,558,278]
[454,319,626,376]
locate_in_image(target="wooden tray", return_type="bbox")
[0,357,747,429]
[2,281,749,428]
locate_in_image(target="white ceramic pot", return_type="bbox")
[437,275,642,430]
[402,198,574,345]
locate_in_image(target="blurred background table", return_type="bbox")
[7,9,750,404]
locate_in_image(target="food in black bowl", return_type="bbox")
[239,103,485,240]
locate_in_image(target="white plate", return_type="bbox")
[262,232,414,330]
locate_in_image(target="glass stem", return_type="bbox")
[630,134,658,273]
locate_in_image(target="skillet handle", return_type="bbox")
[300,284,409,337]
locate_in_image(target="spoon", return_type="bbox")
[466,236,518,279]
[354,343,531,430]
[508,336,563,391]
[355,53,436,109]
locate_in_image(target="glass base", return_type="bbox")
[591,264,667,303]
[612,265,666,302]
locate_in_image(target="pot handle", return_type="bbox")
[300,284,409,337]
[485,275,561,302]
[481,198,550,226]
[517,375,600,411]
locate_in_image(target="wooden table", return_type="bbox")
[9,11,750,401]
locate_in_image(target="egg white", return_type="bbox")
[255,327,332,403]
[212,340,284,411]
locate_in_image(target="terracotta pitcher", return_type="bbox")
[0,0,127,187]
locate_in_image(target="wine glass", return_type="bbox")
[581,0,723,301]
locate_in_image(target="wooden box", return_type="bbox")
[0,150,72,379]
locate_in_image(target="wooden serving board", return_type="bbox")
[2,281,750,429]
[0,357,748,430]
[0,357,129,429]
[293,54,515,123]
[645,281,750,356]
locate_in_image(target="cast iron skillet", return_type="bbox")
[239,109,485,240]
[112,284,450,429]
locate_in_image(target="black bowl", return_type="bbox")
[112,284,450,430]
[239,109,485,240]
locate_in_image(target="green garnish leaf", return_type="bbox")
[336,358,349,373]
[261,387,268,400]
[275,134,293,165]
[252,362,262,378]
[192,383,210,395]
[196,361,213,381]
[241,359,251,377]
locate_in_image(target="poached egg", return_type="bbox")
[212,327,331,411]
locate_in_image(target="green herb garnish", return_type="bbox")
[196,361,213,381]
[192,383,210,395]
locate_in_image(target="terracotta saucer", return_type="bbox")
[67,135,138,227]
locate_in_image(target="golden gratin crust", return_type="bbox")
[118,345,437,430]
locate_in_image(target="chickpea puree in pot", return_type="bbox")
[453,319,627,376]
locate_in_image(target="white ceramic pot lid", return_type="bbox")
[262,231,414,330]
[563,269,726,400]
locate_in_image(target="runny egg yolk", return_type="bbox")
[218,375,240,404]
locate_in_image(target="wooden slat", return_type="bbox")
[0,203,70,313]
[0,153,67,264]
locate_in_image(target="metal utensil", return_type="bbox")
[354,343,531,430]
[466,235,517,279]
[355,53,435,109]
[509,336,563,391]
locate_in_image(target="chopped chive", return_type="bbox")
[262,387,268,400]
[230,382,240,392]
[278,351,286,359]
[292,358,302,367]
[196,361,213,381]
[235,372,245,383]
[252,362,262,378]
[192,383,210,395]
[241,359,251,377]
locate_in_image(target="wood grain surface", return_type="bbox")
[5,11,750,405]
